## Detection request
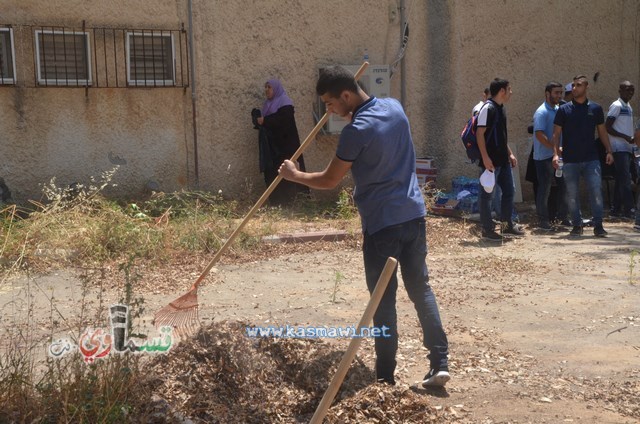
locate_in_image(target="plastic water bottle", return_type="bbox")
[555,157,563,178]
[363,48,369,62]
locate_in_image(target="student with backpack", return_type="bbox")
[476,78,525,241]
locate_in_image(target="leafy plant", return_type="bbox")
[330,270,345,303]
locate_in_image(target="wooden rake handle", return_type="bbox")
[309,256,398,424]
[190,62,370,290]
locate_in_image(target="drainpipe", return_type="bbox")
[188,0,199,188]
[400,0,407,107]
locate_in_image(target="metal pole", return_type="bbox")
[188,0,199,188]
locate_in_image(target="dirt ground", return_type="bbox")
[2,213,640,423]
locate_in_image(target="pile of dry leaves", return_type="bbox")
[139,321,456,423]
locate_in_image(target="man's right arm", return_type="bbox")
[533,110,554,149]
[535,130,555,149]
[551,124,563,168]
[279,156,352,190]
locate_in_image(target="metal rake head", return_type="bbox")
[154,288,200,338]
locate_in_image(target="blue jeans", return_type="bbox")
[363,217,449,380]
[563,160,604,226]
[553,174,569,222]
[479,165,515,232]
[612,152,634,213]
[534,158,555,225]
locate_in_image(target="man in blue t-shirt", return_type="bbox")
[279,66,450,388]
[551,75,614,237]
[532,81,567,231]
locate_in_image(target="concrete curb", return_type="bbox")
[262,230,349,244]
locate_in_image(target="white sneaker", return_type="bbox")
[421,368,450,387]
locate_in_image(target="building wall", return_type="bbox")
[1,0,639,202]
[439,0,640,198]
[0,0,192,201]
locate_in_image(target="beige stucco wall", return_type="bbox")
[0,0,192,201]
[192,0,414,199]
[440,0,640,198]
[1,0,639,203]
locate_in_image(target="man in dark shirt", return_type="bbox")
[476,78,525,241]
[551,75,614,237]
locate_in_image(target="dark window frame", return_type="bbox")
[0,27,17,84]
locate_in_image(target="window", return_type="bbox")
[126,32,175,86]
[0,28,16,84]
[35,29,92,86]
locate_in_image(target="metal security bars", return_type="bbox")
[24,23,188,88]
[127,31,175,86]
[0,27,16,84]
[35,29,92,86]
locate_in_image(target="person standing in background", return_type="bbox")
[605,81,635,219]
[252,78,308,205]
[551,75,614,237]
[472,87,490,116]
[633,118,640,232]
[476,78,525,241]
[532,81,567,231]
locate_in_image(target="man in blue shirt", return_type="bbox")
[551,75,614,237]
[532,81,566,231]
[279,66,450,388]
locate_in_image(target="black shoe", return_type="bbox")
[621,212,635,221]
[422,367,450,387]
[569,226,583,237]
[481,230,504,241]
[501,222,525,237]
[537,222,555,232]
[594,225,608,237]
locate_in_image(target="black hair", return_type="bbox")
[489,78,509,97]
[316,66,359,98]
[483,87,490,95]
[545,81,563,93]
[573,75,588,86]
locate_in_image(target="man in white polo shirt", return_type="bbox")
[606,81,635,218]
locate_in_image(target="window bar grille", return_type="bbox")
[112,28,118,87]
[131,30,138,86]
[184,26,190,88]
[0,33,4,81]
[82,20,88,93]
[31,28,37,85]
[93,27,99,87]
[179,25,184,89]
[122,29,127,87]
[160,30,165,86]
[142,29,150,87]
[40,26,48,86]
[65,27,73,86]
